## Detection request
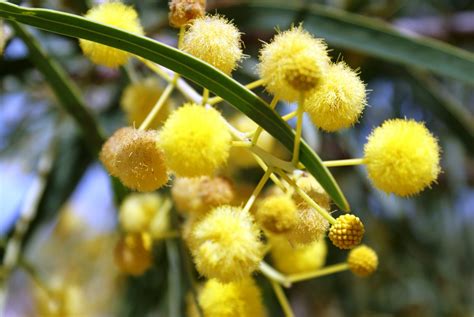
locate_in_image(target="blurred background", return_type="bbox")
[1,0,473,316]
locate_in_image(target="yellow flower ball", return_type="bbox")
[258,26,329,102]
[172,176,234,216]
[121,78,171,128]
[119,193,161,233]
[364,119,441,196]
[286,207,329,245]
[114,233,152,276]
[190,206,264,283]
[168,0,206,28]
[256,195,298,234]
[79,2,144,68]
[347,245,378,277]
[159,104,232,177]
[292,174,331,210]
[199,278,266,317]
[100,127,169,192]
[270,236,327,274]
[183,15,242,75]
[35,278,84,317]
[328,214,364,249]
[304,62,367,132]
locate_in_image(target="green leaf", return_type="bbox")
[10,22,104,154]
[0,2,350,211]
[220,0,474,85]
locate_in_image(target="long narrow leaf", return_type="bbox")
[220,0,474,85]
[0,2,350,210]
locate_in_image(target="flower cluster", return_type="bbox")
[81,0,443,315]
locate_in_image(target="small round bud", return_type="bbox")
[293,174,331,210]
[159,104,232,177]
[169,0,206,28]
[121,78,171,128]
[348,245,378,277]
[304,62,367,132]
[79,2,144,67]
[119,193,161,233]
[199,278,266,317]
[256,195,298,234]
[183,15,243,75]
[364,119,441,196]
[190,206,264,283]
[259,26,329,102]
[100,127,169,192]
[114,233,152,276]
[270,236,327,275]
[286,208,329,245]
[329,214,364,249]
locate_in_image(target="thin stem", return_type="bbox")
[253,154,287,192]
[252,96,279,145]
[166,239,182,317]
[276,169,336,225]
[178,26,185,49]
[139,77,177,130]
[242,168,273,213]
[18,258,53,299]
[156,231,180,239]
[282,111,297,121]
[232,140,252,148]
[259,261,291,287]
[123,62,139,83]
[201,88,209,106]
[287,263,349,283]
[207,78,266,105]
[324,158,365,167]
[292,94,305,166]
[270,280,295,317]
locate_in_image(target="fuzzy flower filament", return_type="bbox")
[79,2,144,67]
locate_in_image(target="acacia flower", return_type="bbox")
[159,103,232,177]
[304,62,367,132]
[258,26,329,102]
[199,278,266,317]
[121,78,171,128]
[329,214,364,249]
[364,119,441,196]
[79,2,144,68]
[119,193,161,233]
[99,127,169,192]
[190,206,264,283]
[347,245,378,277]
[183,15,242,75]
[270,236,327,274]
[256,195,298,234]
[114,233,152,276]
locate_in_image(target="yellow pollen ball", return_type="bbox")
[256,195,298,234]
[119,193,161,233]
[99,127,169,192]
[114,233,152,276]
[258,26,329,102]
[159,103,232,177]
[364,119,441,196]
[121,78,171,128]
[329,214,365,249]
[183,15,242,75]
[270,236,327,274]
[172,176,234,216]
[347,245,378,277]
[190,206,264,283]
[79,2,144,68]
[286,207,329,245]
[292,174,331,210]
[199,278,266,317]
[169,0,206,28]
[304,62,367,132]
